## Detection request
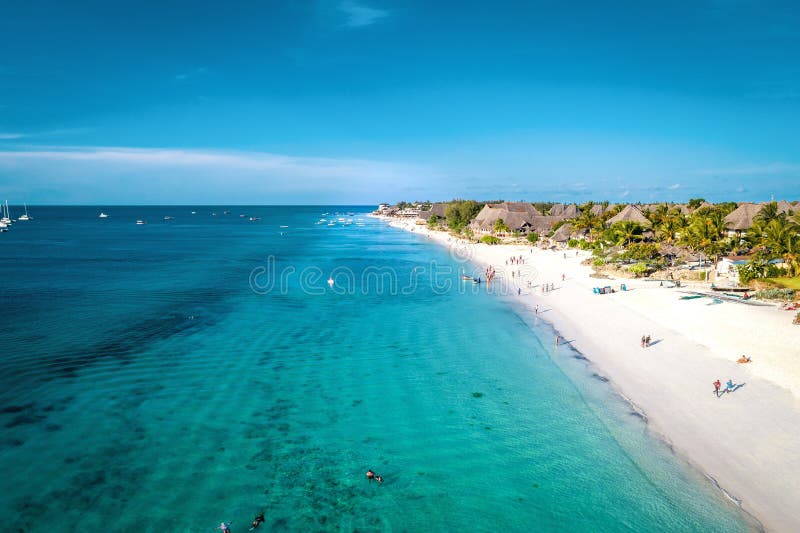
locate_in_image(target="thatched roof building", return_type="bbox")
[470,203,557,234]
[549,204,580,218]
[418,203,448,221]
[551,223,574,243]
[776,200,795,214]
[724,203,761,231]
[605,205,652,227]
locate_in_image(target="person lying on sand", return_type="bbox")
[737,355,752,364]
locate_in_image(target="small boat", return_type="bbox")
[191,211,197,215]
[280,225,289,228]
[136,220,147,225]
[99,212,109,218]
[239,214,247,218]
[249,217,260,221]
[223,210,231,215]
[711,286,748,292]
[680,294,703,300]
[460,275,474,281]
[164,216,174,221]
[211,212,217,216]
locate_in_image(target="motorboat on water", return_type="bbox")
[136,220,147,225]
[164,216,174,221]
[99,212,109,218]
[249,217,261,221]
[223,210,231,215]
[191,211,197,215]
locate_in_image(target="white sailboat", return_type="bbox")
[99,212,109,218]
[1,201,12,225]
[18,203,31,221]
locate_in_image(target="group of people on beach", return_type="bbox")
[541,283,555,294]
[640,334,652,348]
[507,255,525,266]
[485,266,496,283]
[712,379,739,397]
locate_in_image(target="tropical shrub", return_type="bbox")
[567,238,580,248]
[480,235,501,245]
[738,259,783,283]
[619,242,659,261]
[427,214,439,228]
[753,288,795,301]
[526,232,539,244]
[629,262,649,277]
[592,258,606,267]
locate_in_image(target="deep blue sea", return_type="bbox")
[0,206,753,532]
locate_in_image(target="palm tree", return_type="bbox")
[611,221,644,246]
[493,218,510,235]
[755,202,781,225]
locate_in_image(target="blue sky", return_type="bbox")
[1,0,799,204]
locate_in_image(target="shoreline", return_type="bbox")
[378,215,800,532]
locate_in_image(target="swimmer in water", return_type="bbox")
[215,522,232,533]
[250,512,265,530]
[366,469,375,482]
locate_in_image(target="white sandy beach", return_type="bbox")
[382,216,800,532]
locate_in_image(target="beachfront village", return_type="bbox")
[375,199,800,530]
[376,199,800,321]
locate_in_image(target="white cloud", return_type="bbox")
[621,190,630,197]
[668,183,680,190]
[338,1,388,27]
[174,67,208,81]
[0,145,434,203]
[0,133,26,140]
[693,162,800,176]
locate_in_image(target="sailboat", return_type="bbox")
[18,203,31,221]
[0,200,13,226]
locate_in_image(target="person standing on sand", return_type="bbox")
[713,380,722,397]
[562,273,565,282]
[641,335,646,348]
[535,305,539,314]
[555,335,560,347]
[645,335,651,347]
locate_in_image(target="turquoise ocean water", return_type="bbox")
[0,206,753,532]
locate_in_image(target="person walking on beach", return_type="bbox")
[713,380,721,397]
[641,335,646,349]
[645,335,651,347]
[535,305,539,314]
[562,273,565,282]
[555,335,560,347]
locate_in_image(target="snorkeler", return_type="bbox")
[215,522,232,533]
[376,475,384,484]
[366,469,375,481]
[249,512,265,530]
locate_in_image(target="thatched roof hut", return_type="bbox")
[776,200,795,214]
[470,202,543,233]
[724,203,761,231]
[605,205,652,227]
[589,204,606,216]
[551,223,574,242]
[549,203,580,218]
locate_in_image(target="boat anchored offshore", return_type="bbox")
[136,219,147,225]
[99,212,109,218]
[18,203,31,221]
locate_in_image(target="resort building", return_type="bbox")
[470,202,559,235]
[605,204,652,227]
